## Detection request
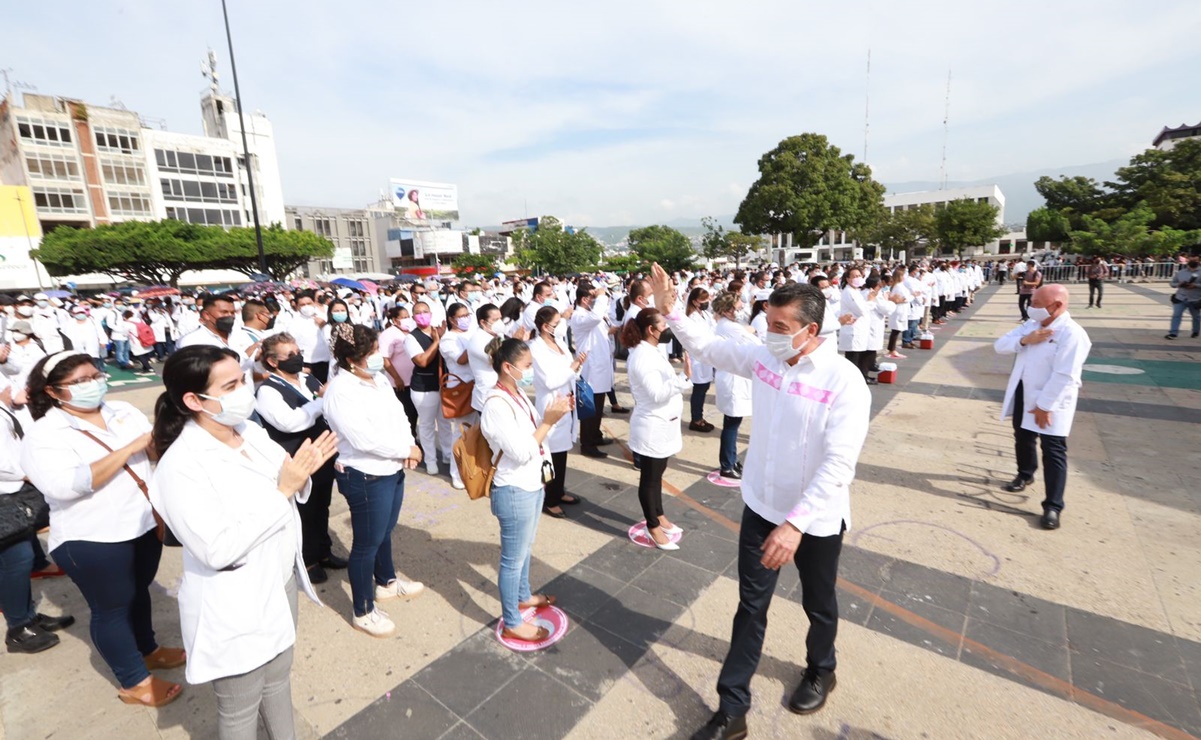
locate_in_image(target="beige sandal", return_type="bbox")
[118,676,182,707]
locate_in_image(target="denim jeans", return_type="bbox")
[0,535,37,630]
[113,339,130,367]
[53,530,163,688]
[336,467,405,617]
[690,382,711,423]
[903,319,919,345]
[720,415,743,472]
[1169,300,1200,336]
[489,483,543,628]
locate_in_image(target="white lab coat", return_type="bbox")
[994,312,1092,437]
[867,292,895,351]
[837,288,871,352]
[685,311,716,384]
[714,317,756,418]
[569,301,614,395]
[627,341,690,458]
[528,336,578,453]
[887,284,913,332]
[150,420,319,685]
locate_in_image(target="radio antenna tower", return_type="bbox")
[939,68,951,190]
[863,49,871,163]
[201,49,221,95]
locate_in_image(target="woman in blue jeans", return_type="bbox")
[323,323,425,638]
[480,337,572,642]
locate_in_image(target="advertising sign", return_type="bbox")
[332,246,353,269]
[390,179,459,225]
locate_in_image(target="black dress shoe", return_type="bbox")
[35,613,75,632]
[734,461,743,474]
[609,405,631,414]
[580,447,608,459]
[6,624,59,654]
[560,494,583,505]
[690,711,747,740]
[788,668,836,714]
[719,469,742,480]
[596,437,616,446]
[1002,476,1031,493]
[542,506,567,519]
[307,565,329,584]
[319,554,349,570]
[1041,509,1060,530]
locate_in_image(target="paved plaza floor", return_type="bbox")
[2,282,1199,739]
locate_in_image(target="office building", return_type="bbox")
[1153,121,1201,151]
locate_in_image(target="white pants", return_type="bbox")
[411,389,454,474]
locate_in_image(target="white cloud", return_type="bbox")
[4,0,1199,225]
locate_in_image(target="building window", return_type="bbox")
[312,218,332,237]
[166,206,242,227]
[154,149,234,178]
[107,193,153,217]
[32,186,87,214]
[26,153,81,180]
[16,116,73,147]
[93,126,141,155]
[159,178,238,204]
[100,160,146,186]
[293,217,304,231]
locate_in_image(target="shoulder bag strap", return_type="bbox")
[74,428,149,499]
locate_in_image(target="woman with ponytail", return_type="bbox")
[322,323,425,638]
[21,351,183,707]
[622,309,691,550]
[150,345,337,737]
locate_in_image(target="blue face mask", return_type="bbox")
[63,378,108,410]
[512,366,534,388]
[331,311,349,323]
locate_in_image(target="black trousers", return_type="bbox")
[843,350,874,380]
[1018,294,1032,321]
[298,457,337,565]
[716,506,844,717]
[1012,382,1068,513]
[579,392,607,449]
[636,456,669,529]
[545,451,569,508]
[1088,279,1104,307]
[395,387,419,437]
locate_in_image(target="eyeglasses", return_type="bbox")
[57,373,105,388]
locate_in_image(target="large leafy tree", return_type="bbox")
[511,217,602,275]
[701,217,764,267]
[858,204,935,259]
[735,133,886,247]
[627,225,696,272]
[1108,139,1201,232]
[33,220,333,286]
[1025,206,1072,243]
[930,199,1006,257]
[1069,204,1201,257]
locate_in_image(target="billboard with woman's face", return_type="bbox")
[390,179,459,225]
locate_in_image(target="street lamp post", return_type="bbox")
[220,0,267,276]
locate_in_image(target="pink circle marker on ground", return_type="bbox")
[627,521,684,549]
[706,470,741,488]
[495,604,570,652]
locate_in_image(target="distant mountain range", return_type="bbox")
[481,160,1127,246]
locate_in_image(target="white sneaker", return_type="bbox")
[425,464,439,476]
[352,608,395,638]
[375,578,425,601]
[451,479,465,490]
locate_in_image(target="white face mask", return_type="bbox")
[1027,306,1052,323]
[764,327,814,362]
[200,385,257,426]
[364,353,385,374]
[850,277,866,289]
[16,306,33,317]
[821,287,835,300]
[299,305,317,318]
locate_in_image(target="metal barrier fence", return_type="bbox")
[987,262,1184,284]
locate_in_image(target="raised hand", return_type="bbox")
[650,263,676,315]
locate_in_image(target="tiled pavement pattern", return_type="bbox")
[330,284,1201,740]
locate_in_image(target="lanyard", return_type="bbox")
[497,383,543,455]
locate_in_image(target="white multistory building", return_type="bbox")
[0,75,287,289]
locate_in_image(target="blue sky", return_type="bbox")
[5,0,1200,226]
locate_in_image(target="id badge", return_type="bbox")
[541,459,555,484]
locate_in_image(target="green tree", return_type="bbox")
[602,253,644,274]
[627,224,696,272]
[451,252,498,276]
[1025,206,1071,243]
[1069,204,1201,257]
[1107,139,1201,232]
[701,217,764,267]
[859,204,935,259]
[735,133,886,247]
[930,199,1006,257]
[1033,175,1118,231]
[510,217,602,275]
[33,220,333,286]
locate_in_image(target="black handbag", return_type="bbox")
[0,483,50,550]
